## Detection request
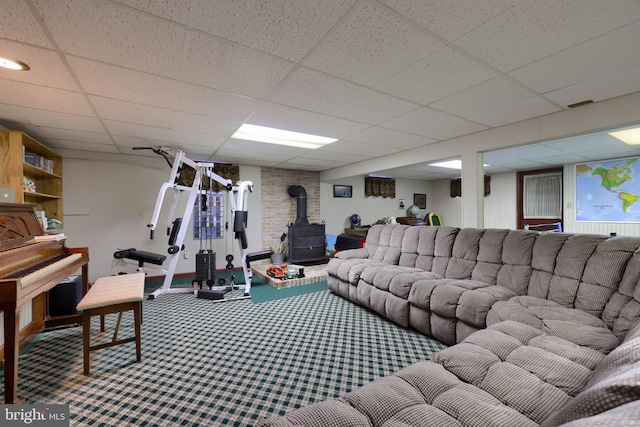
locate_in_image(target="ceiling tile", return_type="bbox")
[114,0,191,24]
[0,104,103,133]
[171,111,240,136]
[0,0,52,47]
[431,77,529,113]
[0,41,77,90]
[0,79,93,116]
[456,0,640,72]
[33,0,186,77]
[68,56,179,108]
[510,21,640,94]
[188,0,357,62]
[543,63,640,107]
[31,127,113,145]
[46,139,120,153]
[380,107,487,140]
[211,147,284,166]
[181,32,294,99]
[90,96,173,128]
[379,0,522,42]
[106,121,172,142]
[376,47,497,104]
[346,126,436,150]
[169,129,225,148]
[50,139,120,155]
[174,83,261,121]
[533,153,592,165]
[268,67,418,125]
[303,1,444,86]
[113,136,172,153]
[467,96,561,127]
[171,142,217,158]
[218,138,308,157]
[249,102,370,138]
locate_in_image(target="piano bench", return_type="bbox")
[76,273,145,375]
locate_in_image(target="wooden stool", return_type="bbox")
[76,273,145,375]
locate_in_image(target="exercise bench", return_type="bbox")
[76,273,145,375]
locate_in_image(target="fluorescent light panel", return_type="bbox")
[609,127,640,145]
[231,124,337,149]
[428,159,490,169]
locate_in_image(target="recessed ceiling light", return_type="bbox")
[609,127,640,145]
[428,159,490,169]
[231,124,337,149]
[0,55,30,71]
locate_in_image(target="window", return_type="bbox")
[194,193,224,239]
[523,172,562,219]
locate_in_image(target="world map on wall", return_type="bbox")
[576,157,640,222]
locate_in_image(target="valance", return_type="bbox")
[365,177,395,198]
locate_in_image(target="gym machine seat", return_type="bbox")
[113,248,167,268]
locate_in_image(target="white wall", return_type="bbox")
[320,177,432,235]
[59,150,262,281]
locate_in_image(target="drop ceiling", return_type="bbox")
[1,0,639,180]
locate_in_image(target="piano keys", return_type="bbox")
[0,203,89,403]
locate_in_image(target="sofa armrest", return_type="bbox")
[334,248,369,260]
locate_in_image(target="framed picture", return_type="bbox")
[333,185,352,198]
[413,193,426,209]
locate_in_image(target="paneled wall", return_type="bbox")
[484,172,518,229]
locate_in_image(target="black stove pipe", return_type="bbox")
[287,185,309,225]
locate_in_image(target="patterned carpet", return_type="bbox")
[5,289,446,426]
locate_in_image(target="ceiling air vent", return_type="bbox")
[567,100,593,108]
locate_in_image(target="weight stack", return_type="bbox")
[196,250,215,282]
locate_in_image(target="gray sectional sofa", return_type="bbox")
[257,224,640,426]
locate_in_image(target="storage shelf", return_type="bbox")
[1,130,63,222]
[23,162,61,179]
[24,191,62,200]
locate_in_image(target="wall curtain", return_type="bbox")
[365,176,396,198]
[450,176,491,197]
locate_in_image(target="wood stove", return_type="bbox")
[287,185,328,264]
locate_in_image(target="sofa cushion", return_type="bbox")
[257,360,539,426]
[541,320,640,427]
[554,401,640,427]
[434,321,606,424]
[487,296,621,353]
[603,249,640,338]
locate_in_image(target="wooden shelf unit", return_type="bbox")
[0,130,63,224]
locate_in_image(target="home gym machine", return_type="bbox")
[112,148,272,300]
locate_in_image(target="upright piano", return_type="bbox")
[0,203,89,403]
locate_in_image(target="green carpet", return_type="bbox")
[145,272,329,304]
[5,289,446,426]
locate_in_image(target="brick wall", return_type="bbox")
[261,167,321,254]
